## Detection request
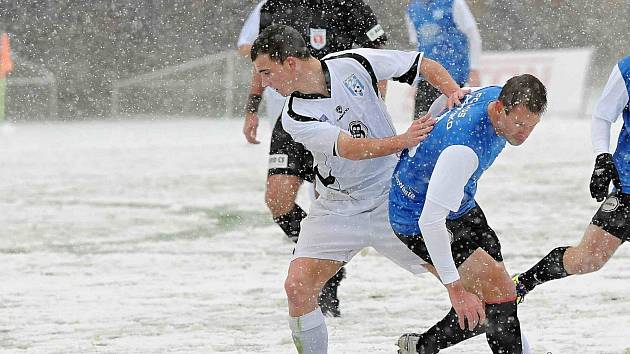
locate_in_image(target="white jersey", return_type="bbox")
[282,48,424,215]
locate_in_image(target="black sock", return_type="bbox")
[485,301,521,354]
[319,267,346,316]
[416,308,486,354]
[519,246,570,292]
[272,204,307,243]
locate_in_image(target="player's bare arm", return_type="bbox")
[336,114,434,160]
[243,69,264,144]
[419,57,468,109]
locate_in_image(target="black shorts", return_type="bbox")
[414,80,465,117]
[591,190,630,242]
[396,205,503,268]
[268,117,314,183]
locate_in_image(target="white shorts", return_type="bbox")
[293,197,427,276]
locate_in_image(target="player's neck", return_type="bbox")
[296,59,330,97]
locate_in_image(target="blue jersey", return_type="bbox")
[389,86,506,236]
[407,0,469,84]
[613,56,630,191]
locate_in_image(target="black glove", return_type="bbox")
[589,153,622,202]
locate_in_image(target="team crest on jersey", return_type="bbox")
[319,114,329,122]
[343,74,365,97]
[348,120,368,138]
[309,28,327,50]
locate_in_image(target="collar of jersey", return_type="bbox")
[292,60,331,99]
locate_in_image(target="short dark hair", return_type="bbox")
[251,24,311,63]
[498,74,548,115]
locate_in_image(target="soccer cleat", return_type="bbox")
[318,267,345,317]
[397,333,421,354]
[513,273,529,304]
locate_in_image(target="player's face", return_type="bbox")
[253,54,296,96]
[501,104,541,146]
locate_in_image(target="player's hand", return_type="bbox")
[401,113,435,148]
[243,112,261,144]
[446,88,470,110]
[590,153,621,201]
[446,280,486,331]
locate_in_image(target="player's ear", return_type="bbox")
[495,100,505,115]
[285,56,297,70]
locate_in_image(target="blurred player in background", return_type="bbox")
[406,0,482,117]
[236,0,389,317]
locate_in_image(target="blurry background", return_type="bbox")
[0,0,628,120]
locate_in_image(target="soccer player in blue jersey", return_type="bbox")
[389,75,547,354]
[513,56,630,303]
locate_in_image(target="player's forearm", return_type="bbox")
[245,69,264,113]
[336,133,406,160]
[419,198,460,285]
[419,58,460,96]
[591,115,612,155]
[420,218,460,285]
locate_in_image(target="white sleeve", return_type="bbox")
[405,13,418,46]
[350,48,424,84]
[453,0,482,70]
[419,145,479,284]
[591,64,629,155]
[591,116,612,155]
[237,1,264,47]
[592,64,629,124]
[281,110,342,156]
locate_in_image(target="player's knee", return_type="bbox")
[265,183,296,216]
[477,262,515,301]
[284,274,317,307]
[570,250,609,274]
[265,189,292,216]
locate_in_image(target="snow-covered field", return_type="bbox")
[1,117,629,354]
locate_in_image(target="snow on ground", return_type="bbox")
[1,117,629,354]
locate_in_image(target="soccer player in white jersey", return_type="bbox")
[250,24,467,353]
[236,0,390,317]
[514,56,630,304]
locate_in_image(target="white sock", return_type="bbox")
[288,308,328,354]
[521,330,532,354]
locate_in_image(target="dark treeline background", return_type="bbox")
[1,0,628,119]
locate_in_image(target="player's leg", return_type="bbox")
[266,174,304,240]
[285,257,342,354]
[516,191,628,296]
[564,225,622,273]
[396,206,522,354]
[266,118,346,315]
[286,207,365,353]
[266,117,309,241]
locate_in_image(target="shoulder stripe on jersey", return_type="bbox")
[324,52,379,94]
[287,95,319,122]
[393,53,421,85]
